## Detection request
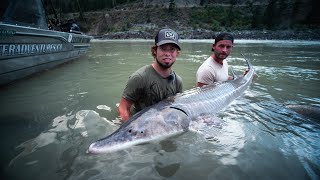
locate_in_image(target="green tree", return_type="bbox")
[112,0,116,8]
[263,0,280,29]
[169,0,176,14]
[226,0,237,27]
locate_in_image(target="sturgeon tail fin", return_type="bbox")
[241,53,252,69]
[230,66,238,80]
[241,53,257,78]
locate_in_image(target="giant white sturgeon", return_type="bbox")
[88,59,255,154]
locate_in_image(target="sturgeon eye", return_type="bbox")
[140,130,144,134]
[128,129,132,133]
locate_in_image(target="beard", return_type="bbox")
[215,52,228,60]
[156,58,174,69]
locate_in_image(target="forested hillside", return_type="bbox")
[45,0,320,39]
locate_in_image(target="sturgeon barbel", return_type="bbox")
[88,59,255,154]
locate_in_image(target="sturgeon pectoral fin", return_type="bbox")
[189,115,223,132]
[189,115,224,141]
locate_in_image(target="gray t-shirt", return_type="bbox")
[122,65,183,113]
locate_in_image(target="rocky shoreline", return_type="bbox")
[93,29,320,41]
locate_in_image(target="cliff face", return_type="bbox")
[141,0,317,25]
[59,0,319,39]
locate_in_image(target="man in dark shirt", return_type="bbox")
[118,28,183,122]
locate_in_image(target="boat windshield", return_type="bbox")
[0,0,47,29]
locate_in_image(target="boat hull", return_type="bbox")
[0,23,92,85]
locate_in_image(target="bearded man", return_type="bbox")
[196,32,235,87]
[118,28,183,122]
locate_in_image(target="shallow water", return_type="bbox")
[0,39,320,180]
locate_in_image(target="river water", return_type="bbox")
[0,40,320,180]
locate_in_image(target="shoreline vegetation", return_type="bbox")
[48,0,320,41]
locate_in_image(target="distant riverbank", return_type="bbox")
[93,29,320,41]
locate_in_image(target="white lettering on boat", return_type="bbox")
[0,43,63,56]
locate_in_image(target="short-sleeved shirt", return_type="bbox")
[196,56,229,84]
[122,65,183,113]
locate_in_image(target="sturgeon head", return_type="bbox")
[88,105,189,154]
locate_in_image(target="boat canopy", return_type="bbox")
[0,0,48,29]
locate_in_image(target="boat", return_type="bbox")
[0,0,93,86]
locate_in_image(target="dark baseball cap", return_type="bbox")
[155,28,181,50]
[214,32,234,44]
